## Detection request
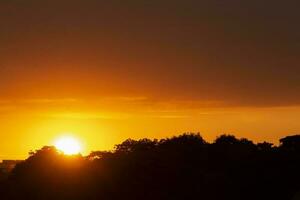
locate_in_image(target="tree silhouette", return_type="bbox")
[280,135,300,151]
[0,133,300,200]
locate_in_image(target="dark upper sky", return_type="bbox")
[1,0,299,107]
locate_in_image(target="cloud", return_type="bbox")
[102,96,148,102]
[155,115,190,119]
[42,112,130,120]
[0,0,299,107]
[19,98,79,104]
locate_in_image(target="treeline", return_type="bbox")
[1,133,300,200]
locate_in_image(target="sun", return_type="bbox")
[54,136,82,155]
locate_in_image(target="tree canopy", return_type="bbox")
[1,133,300,200]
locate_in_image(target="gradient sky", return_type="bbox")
[0,0,300,159]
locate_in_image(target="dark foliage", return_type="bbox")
[1,133,300,200]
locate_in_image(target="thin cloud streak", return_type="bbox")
[20,98,79,104]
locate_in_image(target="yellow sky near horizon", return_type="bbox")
[1,97,300,160]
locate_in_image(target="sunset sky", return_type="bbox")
[0,0,300,159]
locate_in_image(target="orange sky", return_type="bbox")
[0,0,300,159]
[1,99,300,160]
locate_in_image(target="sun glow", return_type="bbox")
[54,136,82,155]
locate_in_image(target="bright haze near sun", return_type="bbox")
[54,135,82,155]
